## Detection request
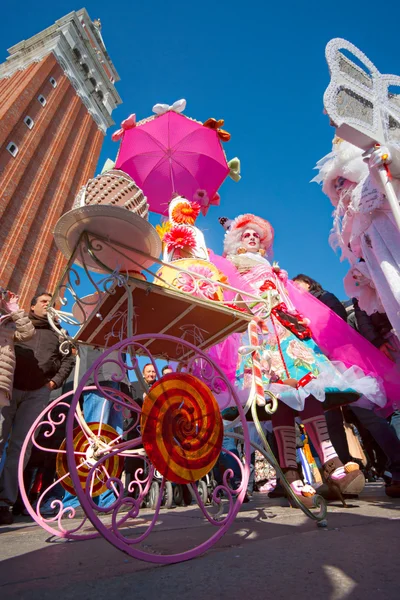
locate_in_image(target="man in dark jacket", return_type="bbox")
[124,363,157,497]
[0,292,75,524]
[292,274,348,321]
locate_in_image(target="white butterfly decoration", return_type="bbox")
[324,38,400,150]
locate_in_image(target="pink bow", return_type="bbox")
[111,113,136,141]
[194,190,221,216]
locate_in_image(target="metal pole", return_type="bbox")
[73,351,81,392]
[376,165,400,232]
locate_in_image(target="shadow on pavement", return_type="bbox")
[0,491,399,600]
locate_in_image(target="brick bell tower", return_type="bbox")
[0,9,122,307]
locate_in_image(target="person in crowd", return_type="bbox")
[293,274,400,498]
[19,346,133,516]
[346,299,400,439]
[131,363,157,400]
[245,422,276,495]
[214,420,250,503]
[0,289,36,489]
[73,345,128,431]
[293,275,347,321]
[0,292,74,525]
[124,363,157,498]
[0,290,35,408]
[127,362,157,410]
[345,300,396,361]
[161,365,173,376]
[344,300,400,496]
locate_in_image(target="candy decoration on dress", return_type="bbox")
[238,320,279,413]
[56,423,123,497]
[247,320,268,407]
[141,373,223,483]
[271,303,313,340]
[245,320,278,408]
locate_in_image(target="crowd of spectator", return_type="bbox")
[1,275,400,526]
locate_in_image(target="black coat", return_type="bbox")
[130,380,147,403]
[348,299,392,348]
[123,380,146,447]
[13,314,75,391]
[312,290,348,322]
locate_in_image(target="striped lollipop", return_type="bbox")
[141,373,223,484]
[56,422,123,497]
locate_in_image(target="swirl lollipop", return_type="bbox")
[56,422,123,497]
[141,373,223,483]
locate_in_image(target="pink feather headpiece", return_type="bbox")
[223,213,274,256]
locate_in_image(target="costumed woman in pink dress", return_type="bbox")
[215,214,385,507]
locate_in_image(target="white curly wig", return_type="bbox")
[223,213,274,256]
[312,139,369,205]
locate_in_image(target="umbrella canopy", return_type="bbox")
[115,111,230,216]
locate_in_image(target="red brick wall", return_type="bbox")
[0,53,105,308]
[44,126,104,295]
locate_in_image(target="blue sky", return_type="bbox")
[2,1,400,298]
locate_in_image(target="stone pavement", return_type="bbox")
[0,482,399,600]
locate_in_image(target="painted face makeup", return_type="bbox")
[334,176,355,192]
[241,228,261,253]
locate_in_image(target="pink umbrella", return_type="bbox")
[114,108,230,216]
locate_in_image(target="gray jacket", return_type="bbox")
[0,310,35,396]
[60,345,130,391]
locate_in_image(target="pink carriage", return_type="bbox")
[18,101,327,564]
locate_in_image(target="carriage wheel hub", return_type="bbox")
[85,443,103,466]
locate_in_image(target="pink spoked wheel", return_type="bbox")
[18,385,142,540]
[65,335,251,564]
[18,390,98,540]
